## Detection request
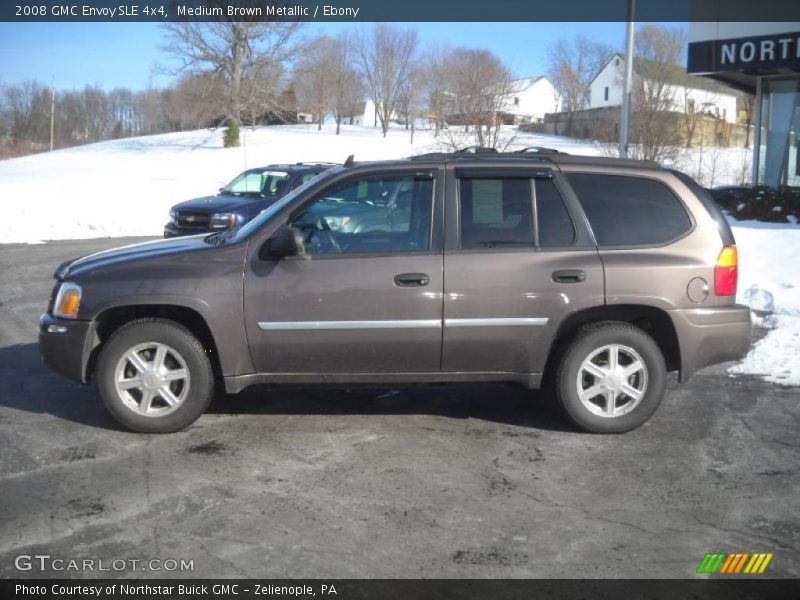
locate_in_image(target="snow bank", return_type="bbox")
[728,218,800,386]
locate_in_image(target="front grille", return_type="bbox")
[176,211,211,229]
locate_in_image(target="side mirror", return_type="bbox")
[261,226,303,259]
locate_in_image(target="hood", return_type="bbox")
[173,193,264,213]
[57,235,212,279]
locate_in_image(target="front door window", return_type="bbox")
[291,172,435,255]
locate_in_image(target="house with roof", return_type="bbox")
[502,77,562,124]
[590,53,739,123]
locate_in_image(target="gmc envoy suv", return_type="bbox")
[39,148,751,434]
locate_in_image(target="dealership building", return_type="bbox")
[688,22,800,187]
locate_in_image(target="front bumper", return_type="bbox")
[39,313,96,383]
[669,305,752,382]
[163,222,211,238]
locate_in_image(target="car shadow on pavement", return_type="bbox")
[0,342,574,433]
[0,342,119,430]
[210,384,575,432]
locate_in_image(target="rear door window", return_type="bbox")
[566,173,692,247]
[459,178,534,249]
[458,176,575,250]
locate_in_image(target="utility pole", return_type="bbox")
[49,86,55,152]
[619,0,635,158]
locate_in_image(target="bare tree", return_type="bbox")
[741,93,755,149]
[396,66,427,144]
[294,36,336,131]
[737,148,752,185]
[166,72,227,130]
[162,18,303,146]
[418,43,452,138]
[241,60,289,128]
[4,80,50,146]
[356,24,419,138]
[628,25,688,162]
[680,83,720,148]
[440,48,515,149]
[547,35,615,136]
[329,31,364,135]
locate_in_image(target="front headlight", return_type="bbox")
[324,216,351,231]
[210,212,245,229]
[169,208,177,219]
[54,281,82,319]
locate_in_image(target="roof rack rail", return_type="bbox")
[409,146,501,161]
[514,146,567,155]
[456,146,498,154]
[407,148,661,170]
[295,161,339,166]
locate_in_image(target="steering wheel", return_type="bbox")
[307,217,342,253]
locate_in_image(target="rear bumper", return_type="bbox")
[668,305,751,382]
[38,313,96,383]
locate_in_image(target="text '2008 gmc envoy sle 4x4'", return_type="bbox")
[39,148,751,434]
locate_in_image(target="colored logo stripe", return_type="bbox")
[697,553,726,573]
[697,552,773,574]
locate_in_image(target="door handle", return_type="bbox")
[552,269,586,283]
[394,273,430,287]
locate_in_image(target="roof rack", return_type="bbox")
[514,146,567,155]
[408,147,660,169]
[295,161,339,166]
[410,146,499,161]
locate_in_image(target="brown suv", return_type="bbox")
[39,149,751,434]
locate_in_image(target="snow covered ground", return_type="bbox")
[0,124,797,385]
[727,219,800,386]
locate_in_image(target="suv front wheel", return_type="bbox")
[96,318,214,433]
[555,322,666,433]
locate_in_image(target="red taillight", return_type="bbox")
[714,245,738,296]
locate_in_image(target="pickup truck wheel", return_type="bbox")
[96,318,214,433]
[555,322,666,433]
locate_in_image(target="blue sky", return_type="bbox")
[0,22,683,90]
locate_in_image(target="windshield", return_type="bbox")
[206,168,340,245]
[221,169,289,197]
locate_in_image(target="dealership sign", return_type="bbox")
[688,31,800,73]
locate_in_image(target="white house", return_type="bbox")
[344,99,379,127]
[503,77,562,123]
[589,53,739,124]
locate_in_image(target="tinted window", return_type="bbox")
[291,173,434,255]
[567,174,692,246]
[535,179,574,247]
[459,178,533,249]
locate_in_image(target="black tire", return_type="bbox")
[95,318,214,433]
[555,321,666,433]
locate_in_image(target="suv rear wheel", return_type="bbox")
[555,322,666,433]
[96,318,214,433]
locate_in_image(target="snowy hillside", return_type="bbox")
[1,124,797,385]
[0,125,453,244]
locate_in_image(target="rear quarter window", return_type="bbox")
[566,173,692,247]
